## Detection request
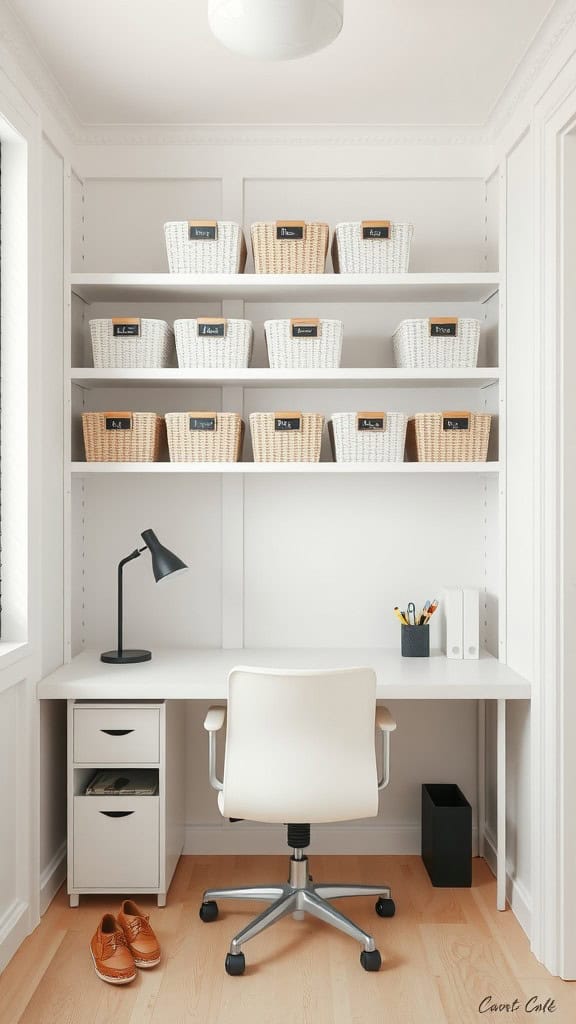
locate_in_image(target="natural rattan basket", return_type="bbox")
[251,222,329,274]
[89,318,174,369]
[264,318,343,369]
[329,412,408,463]
[332,221,413,273]
[406,412,492,462]
[392,318,480,369]
[250,411,324,462]
[166,412,244,462]
[174,318,253,369]
[164,220,247,273]
[82,412,164,462]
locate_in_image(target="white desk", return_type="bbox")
[37,648,531,910]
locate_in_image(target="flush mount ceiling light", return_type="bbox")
[208,0,343,60]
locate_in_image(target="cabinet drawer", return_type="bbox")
[73,707,160,764]
[73,796,159,889]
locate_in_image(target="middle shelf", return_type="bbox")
[70,367,500,390]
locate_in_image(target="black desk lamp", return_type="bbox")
[101,528,188,664]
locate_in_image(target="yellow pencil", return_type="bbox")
[394,607,409,626]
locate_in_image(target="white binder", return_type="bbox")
[463,588,480,659]
[443,587,463,659]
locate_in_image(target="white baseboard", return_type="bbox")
[184,823,479,856]
[0,898,29,973]
[483,827,531,937]
[39,841,67,916]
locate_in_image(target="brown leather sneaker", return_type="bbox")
[90,913,137,984]
[117,900,161,968]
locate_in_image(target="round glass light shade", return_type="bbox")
[208,0,343,60]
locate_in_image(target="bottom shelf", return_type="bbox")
[70,461,501,475]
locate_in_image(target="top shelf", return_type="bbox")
[70,272,501,305]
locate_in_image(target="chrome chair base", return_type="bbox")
[201,852,392,956]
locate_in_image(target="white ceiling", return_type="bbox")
[8,0,556,126]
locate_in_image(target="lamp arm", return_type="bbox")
[117,548,144,657]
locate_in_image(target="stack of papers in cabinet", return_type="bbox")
[85,769,158,796]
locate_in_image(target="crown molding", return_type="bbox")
[0,1,81,138]
[71,122,491,148]
[488,0,576,140]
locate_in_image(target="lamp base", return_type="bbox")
[100,649,152,664]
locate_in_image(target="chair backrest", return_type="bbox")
[221,666,379,824]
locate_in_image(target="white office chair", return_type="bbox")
[199,666,397,975]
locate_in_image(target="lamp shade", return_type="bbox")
[208,0,343,60]
[141,529,188,582]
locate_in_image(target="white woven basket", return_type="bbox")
[329,412,408,463]
[264,318,343,369]
[166,412,244,462]
[250,412,324,462]
[332,221,413,273]
[89,318,174,369]
[164,221,247,273]
[174,318,253,369]
[392,318,480,368]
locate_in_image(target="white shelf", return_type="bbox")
[37,648,530,702]
[70,367,500,390]
[70,272,500,305]
[70,461,500,475]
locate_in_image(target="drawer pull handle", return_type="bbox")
[99,810,135,818]
[100,729,134,736]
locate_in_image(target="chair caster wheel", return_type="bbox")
[375,897,395,918]
[360,949,382,972]
[225,952,245,976]
[199,900,219,923]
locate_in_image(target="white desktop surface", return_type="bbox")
[37,648,531,701]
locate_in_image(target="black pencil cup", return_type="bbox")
[401,623,429,657]
[421,783,472,887]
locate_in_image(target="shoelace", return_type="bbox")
[125,914,152,939]
[102,928,128,959]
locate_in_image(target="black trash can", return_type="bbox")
[421,783,472,887]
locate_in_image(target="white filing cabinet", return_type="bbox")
[67,699,185,907]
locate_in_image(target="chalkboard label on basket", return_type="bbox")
[197,319,226,337]
[112,318,140,337]
[357,412,386,431]
[429,317,458,338]
[274,412,302,431]
[105,415,132,431]
[361,220,390,240]
[189,415,217,431]
[276,222,304,240]
[188,221,218,241]
[442,413,470,431]
[290,318,320,338]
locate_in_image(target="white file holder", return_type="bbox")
[443,587,463,659]
[463,588,480,659]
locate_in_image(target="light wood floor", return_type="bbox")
[0,856,574,1024]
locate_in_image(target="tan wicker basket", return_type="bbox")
[406,412,492,462]
[82,412,164,462]
[165,412,244,462]
[251,222,329,274]
[250,411,324,462]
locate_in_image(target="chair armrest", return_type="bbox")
[376,705,395,790]
[204,706,226,732]
[375,706,397,733]
[204,706,226,790]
